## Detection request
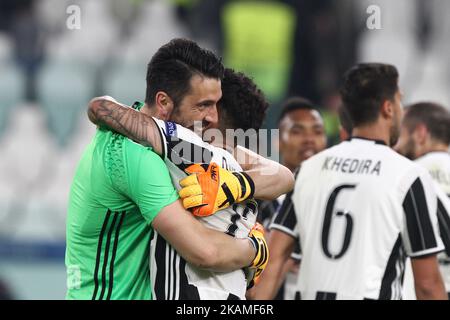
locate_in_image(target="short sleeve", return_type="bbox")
[401,170,444,258]
[124,139,179,224]
[270,189,299,239]
[435,187,450,257]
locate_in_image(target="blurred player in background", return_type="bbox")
[66,39,270,300]
[395,102,450,298]
[88,64,294,299]
[252,97,327,300]
[251,63,447,300]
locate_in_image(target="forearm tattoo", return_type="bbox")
[92,100,162,154]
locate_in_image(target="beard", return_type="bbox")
[402,138,417,160]
[389,112,401,147]
[395,135,416,160]
[389,126,400,147]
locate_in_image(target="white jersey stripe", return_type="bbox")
[174,254,180,300]
[164,244,169,299]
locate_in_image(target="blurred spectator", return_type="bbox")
[287,0,360,102]
[0,279,14,300]
[182,0,359,141]
[2,0,46,102]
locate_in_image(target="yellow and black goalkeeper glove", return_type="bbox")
[246,222,269,289]
[178,162,255,217]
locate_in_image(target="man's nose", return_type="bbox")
[204,104,219,126]
[303,132,316,144]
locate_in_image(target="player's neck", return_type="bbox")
[141,103,158,118]
[282,162,297,173]
[352,124,390,146]
[422,142,450,156]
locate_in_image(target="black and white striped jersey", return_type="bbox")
[291,137,444,300]
[270,191,302,262]
[149,118,258,300]
[416,152,450,291]
[266,192,300,300]
[270,168,302,262]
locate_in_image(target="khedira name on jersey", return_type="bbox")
[322,156,382,176]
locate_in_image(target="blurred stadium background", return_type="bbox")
[0,0,449,299]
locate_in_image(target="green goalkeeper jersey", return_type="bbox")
[65,128,179,300]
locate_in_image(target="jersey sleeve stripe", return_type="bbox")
[408,247,444,258]
[270,224,298,239]
[402,177,438,253]
[290,252,302,261]
[437,198,450,256]
[273,191,297,231]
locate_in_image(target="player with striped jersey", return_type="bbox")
[395,102,450,297]
[250,97,327,300]
[88,68,294,299]
[250,63,447,300]
[66,39,268,300]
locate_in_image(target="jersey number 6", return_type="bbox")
[322,184,356,260]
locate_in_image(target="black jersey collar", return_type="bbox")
[349,136,387,146]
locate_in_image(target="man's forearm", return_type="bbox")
[154,199,255,272]
[88,97,163,155]
[246,166,294,200]
[415,282,448,300]
[234,146,295,200]
[204,230,256,272]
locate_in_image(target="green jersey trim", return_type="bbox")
[92,210,126,300]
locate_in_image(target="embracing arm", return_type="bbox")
[152,199,256,272]
[234,145,295,200]
[88,96,164,155]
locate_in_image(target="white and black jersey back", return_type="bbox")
[416,152,450,292]
[149,118,257,300]
[292,137,444,300]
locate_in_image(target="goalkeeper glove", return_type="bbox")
[178,162,255,217]
[246,222,269,289]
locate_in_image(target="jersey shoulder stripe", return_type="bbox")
[402,177,438,253]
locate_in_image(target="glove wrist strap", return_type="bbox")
[233,172,255,201]
[246,236,259,266]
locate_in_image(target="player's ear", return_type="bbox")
[155,91,175,120]
[380,99,394,119]
[414,123,428,145]
[339,126,350,142]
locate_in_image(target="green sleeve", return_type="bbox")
[124,139,179,224]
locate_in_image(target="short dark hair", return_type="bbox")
[404,102,450,145]
[277,97,318,125]
[218,68,269,131]
[337,105,353,136]
[145,38,224,107]
[340,63,399,127]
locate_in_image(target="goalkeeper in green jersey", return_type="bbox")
[66,39,270,300]
[87,44,295,298]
